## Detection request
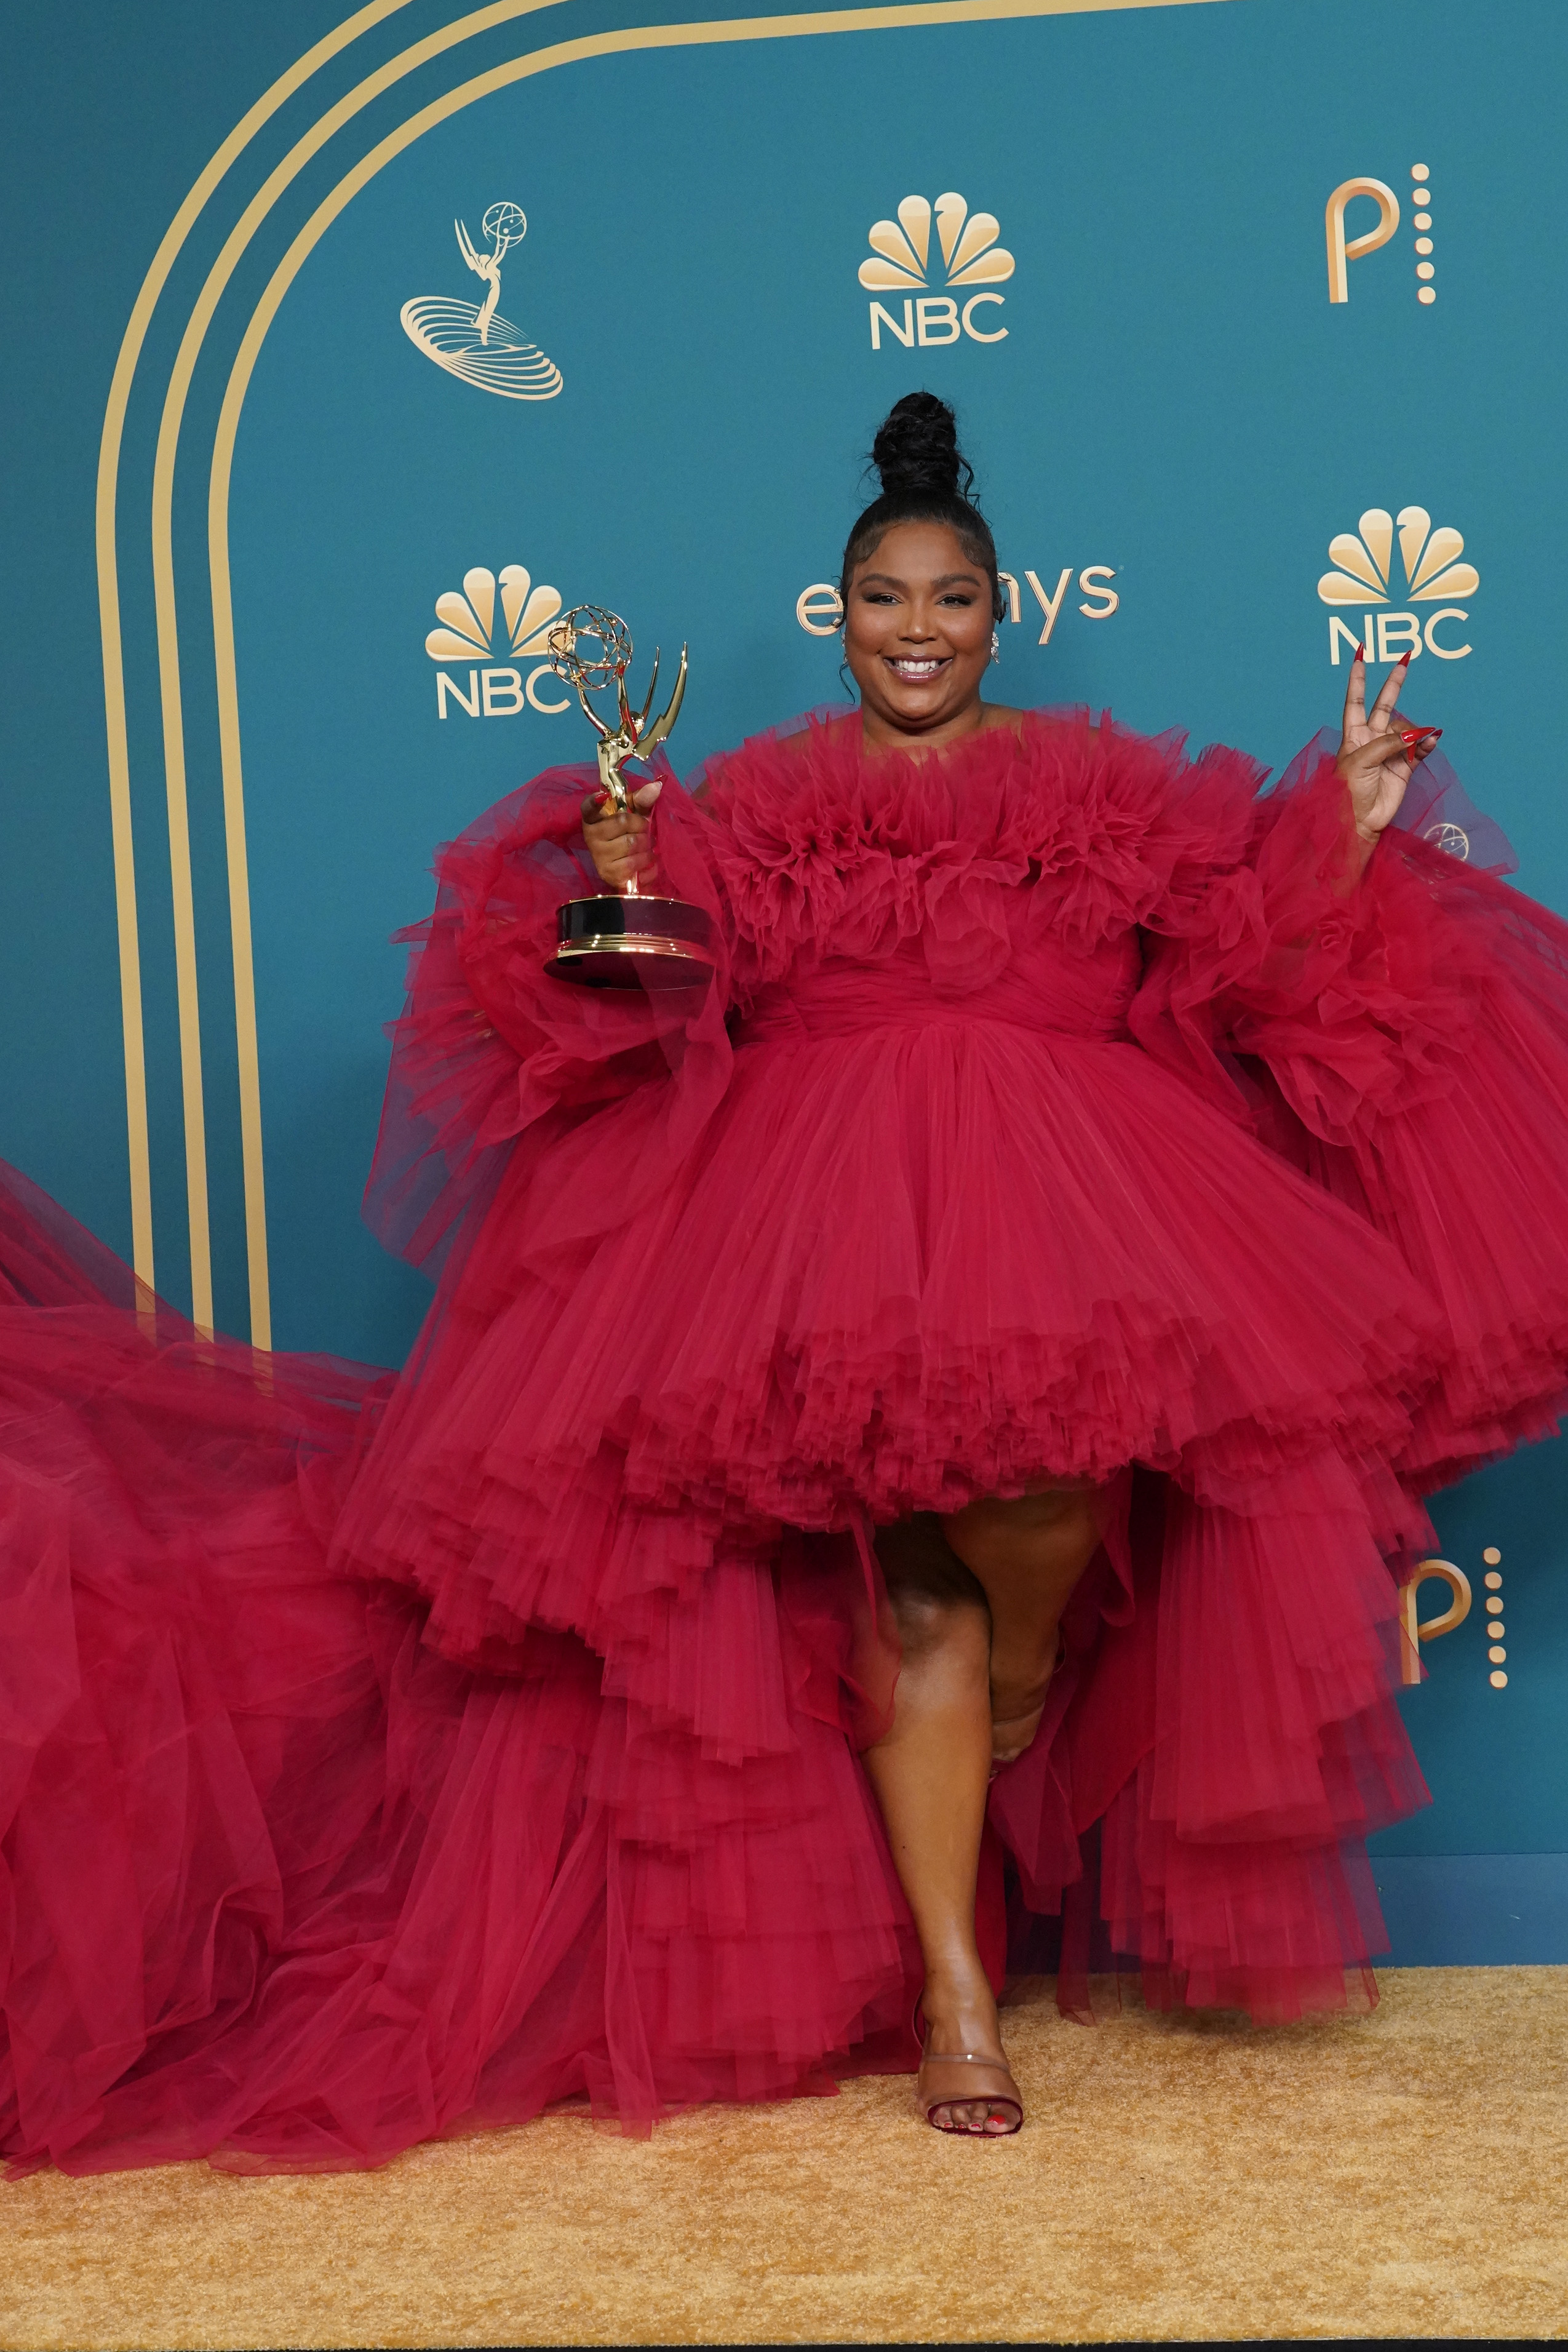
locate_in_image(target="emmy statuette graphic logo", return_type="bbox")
[859,193,1014,349]
[1326,162,1437,304]
[426,565,571,717]
[402,202,563,399]
[1318,506,1478,667]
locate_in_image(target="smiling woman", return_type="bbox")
[840,394,1013,747]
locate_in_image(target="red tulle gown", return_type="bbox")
[5,708,1568,2175]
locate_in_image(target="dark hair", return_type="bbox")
[838,392,1004,623]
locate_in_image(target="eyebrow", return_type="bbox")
[856,570,985,589]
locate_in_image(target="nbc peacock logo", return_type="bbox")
[425,564,572,718]
[858,193,1014,350]
[1317,506,1479,665]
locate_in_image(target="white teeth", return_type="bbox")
[889,658,944,677]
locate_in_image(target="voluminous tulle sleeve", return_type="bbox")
[363,760,733,1272]
[1131,732,1568,1483]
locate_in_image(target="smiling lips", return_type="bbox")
[886,655,949,680]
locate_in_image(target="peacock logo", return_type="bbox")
[858,193,1014,350]
[424,564,572,718]
[1317,507,1479,665]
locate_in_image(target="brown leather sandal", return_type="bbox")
[915,2004,1024,2136]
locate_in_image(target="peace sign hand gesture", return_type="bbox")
[1335,648,1441,849]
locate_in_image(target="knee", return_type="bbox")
[891,1587,990,1675]
[874,1514,991,1675]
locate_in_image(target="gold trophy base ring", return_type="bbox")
[549,893,717,990]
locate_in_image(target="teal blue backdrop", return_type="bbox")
[2,0,1564,1961]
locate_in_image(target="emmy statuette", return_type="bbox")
[544,607,717,989]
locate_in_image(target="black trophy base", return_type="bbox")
[547,892,717,990]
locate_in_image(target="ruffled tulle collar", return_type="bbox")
[693,704,1105,828]
[693,706,1264,991]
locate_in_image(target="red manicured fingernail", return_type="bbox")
[1352,642,1364,660]
[1398,652,1412,666]
[1400,727,1442,751]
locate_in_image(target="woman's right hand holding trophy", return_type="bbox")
[583,778,661,890]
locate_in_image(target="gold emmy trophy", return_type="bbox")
[544,605,717,989]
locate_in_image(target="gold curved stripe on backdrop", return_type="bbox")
[197,0,1232,1347]
[148,0,584,1335]
[97,0,421,1298]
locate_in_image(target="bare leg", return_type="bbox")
[942,1486,1105,1762]
[863,1519,1016,2134]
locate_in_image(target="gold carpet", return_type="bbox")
[4,1966,1566,2350]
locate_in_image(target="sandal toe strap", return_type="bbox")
[918,2052,1022,2110]
[913,2011,1025,2131]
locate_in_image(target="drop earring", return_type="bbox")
[990,629,1001,665]
[838,628,855,696]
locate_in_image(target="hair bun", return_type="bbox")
[871,391,974,502]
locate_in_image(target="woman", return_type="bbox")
[3,394,1567,2171]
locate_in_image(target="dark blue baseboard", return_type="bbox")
[1373,1852,1568,1964]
